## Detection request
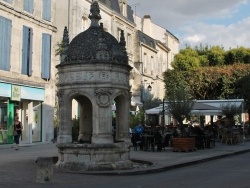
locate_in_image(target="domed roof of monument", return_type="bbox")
[61,1,128,65]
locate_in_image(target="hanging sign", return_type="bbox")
[11,85,21,101]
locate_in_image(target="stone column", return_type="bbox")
[116,97,130,142]
[57,91,72,143]
[91,88,113,144]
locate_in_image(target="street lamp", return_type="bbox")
[141,82,153,126]
[162,99,165,131]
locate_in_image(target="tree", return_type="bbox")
[225,47,250,65]
[235,74,250,119]
[206,46,225,66]
[164,69,190,99]
[130,111,144,128]
[166,84,194,137]
[171,47,200,71]
[220,103,242,127]
[187,64,250,100]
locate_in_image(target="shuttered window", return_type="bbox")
[42,0,51,21]
[41,33,51,79]
[22,26,33,76]
[0,16,12,71]
[23,0,34,14]
[3,0,13,4]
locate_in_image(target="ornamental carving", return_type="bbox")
[95,88,113,107]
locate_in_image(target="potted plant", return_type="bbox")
[166,84,195,151]
[220,103,242,128]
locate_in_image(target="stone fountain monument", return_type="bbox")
[55,1,133,171]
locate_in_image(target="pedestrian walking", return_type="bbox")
[13,116,23,150]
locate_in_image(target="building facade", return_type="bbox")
[0,0,179,145]
[54,0,179,117]
[133,15,179,102]
[0,0,57,145]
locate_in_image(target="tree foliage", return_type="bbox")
[220,103,242,126]
[235,74,250,118]
[206,46,225,66]
[165,82,194,137]
[171,47,200,71]
[164,45,250,123]
[173,45,250,70]
[225,47,250,65]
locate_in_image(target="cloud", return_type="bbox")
[179,17,250,49]
[127,0,250,50]
[129,0,246,26]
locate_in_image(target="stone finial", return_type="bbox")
[96,25,109,60]
[119,30,126,48]
[63,27,69,47]
[119,30,127,57]
[61,27,69,62]
[88,0,101,27]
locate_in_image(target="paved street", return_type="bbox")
[0,141,250,187]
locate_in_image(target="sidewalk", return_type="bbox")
[0,141,250,184]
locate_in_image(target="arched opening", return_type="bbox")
[71,95,93,143]
[114,94,130,142]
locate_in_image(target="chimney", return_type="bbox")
[142,15,151,36]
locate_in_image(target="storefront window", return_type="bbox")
[0,98,8,143]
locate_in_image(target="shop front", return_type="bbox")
[0,82,44,145]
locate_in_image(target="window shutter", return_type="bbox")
[0,16,12,71]
[41,33,51,79]
[43,0,51,21]
[24,0,34,14]
[22,26,29,74]
[3,0,13,4]
[28,28,33,76]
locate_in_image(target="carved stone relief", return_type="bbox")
[95,88,113,107]
[58,71,129,85]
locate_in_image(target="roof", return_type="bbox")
[60,1,128,65]
[145,99,244,116]
[138,31,156,49]
[99,0,134,23]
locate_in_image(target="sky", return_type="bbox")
[127,0,250,50]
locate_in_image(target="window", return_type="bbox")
[41,33,51,79]
[117,28,122,41]
[0,16,12,71]
[23,0,34,14]
[143,53,147,73]
[82,17,87,31]
[3,0,13,4]
[151,56,154,75]
[42,0,51,21]
[22,26,33,76]
[127,33,131,51]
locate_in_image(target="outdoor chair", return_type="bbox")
[195,134,205,149]
[204,133,215,148]
[154,131,163,152]
[131,133,144,151]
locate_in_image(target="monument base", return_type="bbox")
[55,142,133,171]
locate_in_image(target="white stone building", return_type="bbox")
[0,0,57,145]
[133,15,179,102]
[54,0,179,118]
[0,0,179,145]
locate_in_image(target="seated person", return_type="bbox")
[132,122,144,150]
[134,122,144,135]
